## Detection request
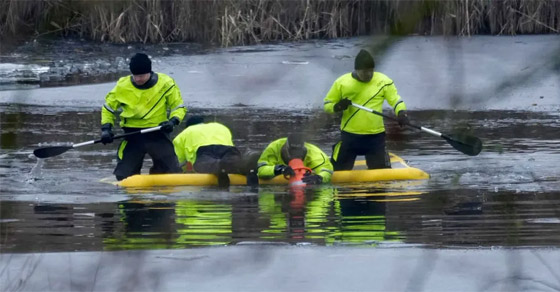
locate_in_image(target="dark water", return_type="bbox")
[1,105,559,253]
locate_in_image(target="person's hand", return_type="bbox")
[333,98,352,112]
[159,117,180,133]
[397,110,410,128]
[100,123,114,145]
[274,165,295,178]
[302,173,323,185]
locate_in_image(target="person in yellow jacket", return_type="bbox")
[257,134,333,185]
[323,49,410,170]
[173,116,243,188]
[100,53,186,180]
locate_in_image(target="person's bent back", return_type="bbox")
[173,117,243,188]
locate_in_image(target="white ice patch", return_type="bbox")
[525,218,560,224]
[0,63,50,83]
[281,60,309,65]
[0,219,20,223]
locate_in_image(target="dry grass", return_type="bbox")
[1,0,558,46]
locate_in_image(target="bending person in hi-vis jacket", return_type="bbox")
[257,134,333,185]
[173,116,244,188]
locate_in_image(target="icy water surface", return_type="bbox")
[1,35,559,253]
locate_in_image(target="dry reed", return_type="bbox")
[1,0,558,47]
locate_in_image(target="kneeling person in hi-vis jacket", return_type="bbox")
[257,134,333,185]
[172,116,243,188]
[323,49,410,171]
[100,53,186,180]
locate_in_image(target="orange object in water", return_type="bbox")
[288,158,312,187]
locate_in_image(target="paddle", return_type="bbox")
[351,103,482,156]
[33,126,162,159]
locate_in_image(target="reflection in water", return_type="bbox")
[337,199,394,244]
[99,187,411,250]
[1,185,559,252]
[175,201,232,246]
[104,201,177,250]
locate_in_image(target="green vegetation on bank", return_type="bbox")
[1,0,558,46]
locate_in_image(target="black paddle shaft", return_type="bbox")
[351,103,421,130]
[351,103,482,156]
[33,126,162,158]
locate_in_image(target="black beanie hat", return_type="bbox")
[185,116,204,128]
[286,133,305,151]
[284,133,306,160]
[354,49,375,70]
[129,53,152,75]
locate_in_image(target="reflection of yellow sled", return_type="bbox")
[337,191,424,203]
[337,191,423,198]
[102,153,429,188]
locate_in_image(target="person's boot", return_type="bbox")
[217,170,230,189]
[246,169,259,191]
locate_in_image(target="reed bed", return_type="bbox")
[1,0,558,46]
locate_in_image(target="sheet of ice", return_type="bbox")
[1,35,558,111]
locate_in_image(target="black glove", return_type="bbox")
[100,123,114,145]
[159,117,180,133]
[333,98,352,112]
[397,110,410,128]
[274,165,295,178]
[302,173,323,185]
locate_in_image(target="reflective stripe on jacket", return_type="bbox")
[172,122,234,165]
[101,73,186,128]
[323,72,406,135]
[257,138,334,183]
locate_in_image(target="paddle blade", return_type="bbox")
[33,146,73,158]
[443,134,483,156]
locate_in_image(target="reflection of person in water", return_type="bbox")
[105,199,235,249]
[287,187,308,240]
[257,187,405,245]
[174,200,233,246]
[103,191,407,249]
[257,189,311,241]
[257,187,339,243]
[106,201,177,249]
[337,197,393,243]
[122,201,175,233]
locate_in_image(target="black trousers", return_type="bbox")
[114,128,181,180]
[193,145,243,174]
[331,131,391,171]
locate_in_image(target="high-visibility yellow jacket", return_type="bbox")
[172,122,234,165]
[101,73,186,128]
[323,72,406,135]
[257,138,334,183]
